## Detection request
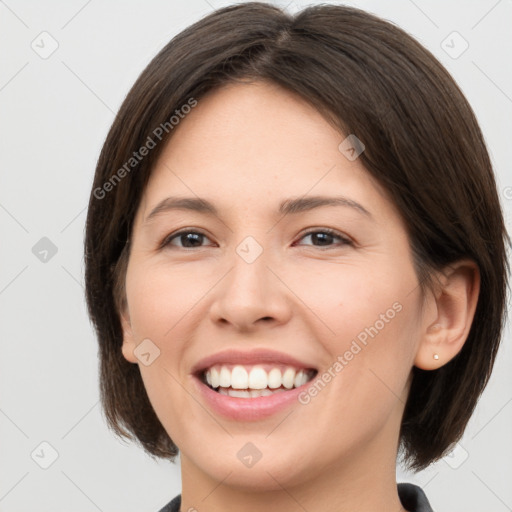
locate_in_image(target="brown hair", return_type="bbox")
[84,2,510,471]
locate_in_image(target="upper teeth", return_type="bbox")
[204,365,313,390]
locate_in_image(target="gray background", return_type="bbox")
[1,0,511,511]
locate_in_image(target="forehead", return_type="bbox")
[136,81,398,228]
[158,81,339,166]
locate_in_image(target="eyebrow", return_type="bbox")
[144,195,373,224]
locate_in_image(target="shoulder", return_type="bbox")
[160,486,434,512]
[398,482,434,512]
[157,494,181,512]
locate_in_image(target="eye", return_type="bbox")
[294,228,353,249]
[160,227,353,250]
[161,229,214,249]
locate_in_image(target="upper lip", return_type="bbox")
[191,348,317,376]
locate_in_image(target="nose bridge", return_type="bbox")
[227,234,273,302]
[209,232,291,329]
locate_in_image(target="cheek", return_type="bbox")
[126,260,212,339]
[289,259,412,344]
[124,261,215,435]
[292,259,419,400]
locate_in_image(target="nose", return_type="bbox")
[208,241,293,332]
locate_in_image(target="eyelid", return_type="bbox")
[159,227,214,249]
[160,226,354,250]
[294,227,354,247]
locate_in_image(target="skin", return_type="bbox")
[120,80,480,512]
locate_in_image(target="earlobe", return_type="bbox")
[120,309,138,364]
[414,259,480,371]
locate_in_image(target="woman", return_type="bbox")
[84,3,509,511]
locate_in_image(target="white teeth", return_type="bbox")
[294,370,305,388]
[204,364,313,392]
[219,367,231,388]
[210,367,220,388]
[231,366,249,389]
[228,389,251,398]
[268,368,282,389]
[248,367,268,389]
[223,387,288,398]
[282,368,295,389]
[251,388,273,397]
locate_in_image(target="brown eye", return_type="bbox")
[162,230,212,249]
[160,227,352,250]
[295,228,352,248]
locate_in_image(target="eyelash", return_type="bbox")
[159,227,353,250]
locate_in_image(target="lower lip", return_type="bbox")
[193,375,312,421]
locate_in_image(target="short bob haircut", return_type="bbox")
[84,2,510,472]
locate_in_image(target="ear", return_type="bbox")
[414,259,480,370]
[120,308,138,364]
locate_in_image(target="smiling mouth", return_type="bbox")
[199,364,318,398]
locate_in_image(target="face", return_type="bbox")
[120,80,426,491]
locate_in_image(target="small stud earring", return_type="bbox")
[433,353,439,360]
